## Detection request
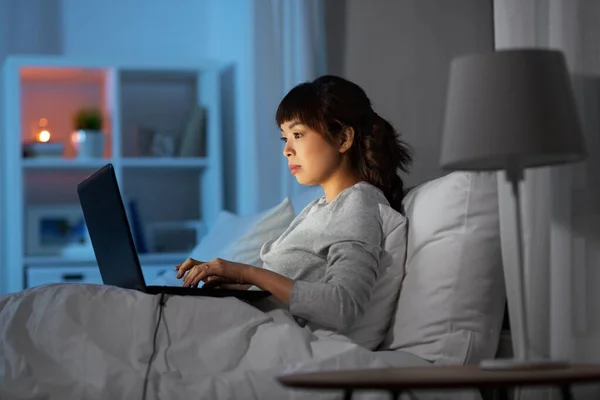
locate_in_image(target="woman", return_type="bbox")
[176,75,412,332]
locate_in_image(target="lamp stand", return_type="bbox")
[480,166,569,371]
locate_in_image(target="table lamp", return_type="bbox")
[440,49,587,370]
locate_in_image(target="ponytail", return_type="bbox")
[351,113,412,213]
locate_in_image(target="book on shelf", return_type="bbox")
[177,105,206,157]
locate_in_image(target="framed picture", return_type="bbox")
[26,204,91,256]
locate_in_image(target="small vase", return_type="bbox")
[72,130,106,159]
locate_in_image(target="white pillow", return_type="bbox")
[151,198,295,286]
[218,198,296,267]
[187,210,239,261]
[380,172,505,365]
[345,204,408,350]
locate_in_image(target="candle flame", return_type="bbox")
[37,130,51,142]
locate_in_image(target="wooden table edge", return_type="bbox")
[277,364,600,391]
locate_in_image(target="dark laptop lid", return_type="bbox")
[77,163,147,292]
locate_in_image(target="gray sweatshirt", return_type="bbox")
[259,181,387,332]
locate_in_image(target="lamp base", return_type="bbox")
[480,358,569,371]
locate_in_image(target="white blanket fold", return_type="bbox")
[0,284,480,400]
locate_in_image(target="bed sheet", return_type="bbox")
[0,283,481,400]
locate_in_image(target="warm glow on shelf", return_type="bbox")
[37,130,51,142]
[34,118,51,142]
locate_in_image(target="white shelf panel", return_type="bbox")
[24,255,96,265]
[5,55,225,72]
[22,158,111,169]
[139,252,190,264]
[24,252,189,266]
[21,157,209,169]
[121,157,209,168]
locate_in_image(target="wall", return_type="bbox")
[568,0,600,363]
[61,0,209,62]
[205,0,257,215]
[325,0,494,187]
[0,2,7,287]
[2,0,63,55]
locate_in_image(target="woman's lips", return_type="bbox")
[289,165,301,174]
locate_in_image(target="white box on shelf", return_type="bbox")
[27,266,103,288]
[25,204,91,257]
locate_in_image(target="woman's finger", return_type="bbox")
[185,263,212,287]
[183,265,202,287]
[191,264,212,287]
[176,258,201,279]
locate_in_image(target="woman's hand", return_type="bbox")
[175,257,252,288]
[175,257,295,306]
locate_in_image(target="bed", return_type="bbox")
[0,172,507,400]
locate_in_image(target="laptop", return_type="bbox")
[76,163,271,302]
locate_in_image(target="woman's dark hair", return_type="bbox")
[275,75,413,213]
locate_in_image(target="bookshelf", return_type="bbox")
[0,55,226,295]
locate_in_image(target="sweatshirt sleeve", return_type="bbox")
[288,190,383,332]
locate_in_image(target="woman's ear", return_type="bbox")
[339,127,355,153]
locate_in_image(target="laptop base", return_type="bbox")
[145,285,271,302]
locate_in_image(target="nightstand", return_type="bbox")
[278,364,600,400]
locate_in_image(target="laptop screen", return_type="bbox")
[77,163,147,292]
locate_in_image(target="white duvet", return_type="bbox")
[0,284,480,400]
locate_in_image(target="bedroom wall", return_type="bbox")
[61,0,209,62]
[204,0,258,214]
[0,2,7,290]
[568,0,600,362]
[323,0,494,188]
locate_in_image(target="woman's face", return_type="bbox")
[280,120,342,186]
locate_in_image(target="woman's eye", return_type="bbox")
[293,133,302,139]
[280,137,287,143]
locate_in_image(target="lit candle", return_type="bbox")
[35,118,51,142]
[37,130,51,142]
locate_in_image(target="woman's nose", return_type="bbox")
[283,143,294,158]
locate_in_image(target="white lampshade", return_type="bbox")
[440,49,586,171]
